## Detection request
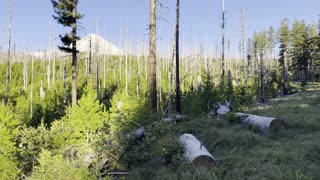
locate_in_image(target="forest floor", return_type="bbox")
[127,82,320,180]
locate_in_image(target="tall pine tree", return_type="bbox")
[278,19,290,95]
[291,20,309,82]
[51,0,83,105]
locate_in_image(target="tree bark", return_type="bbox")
[283,50,289,95]
[220,0,225,86]
[30,55,34,118]
[227,69,233,100]
[52,47,56,85]
[71,0,78,106]
[125,22,129,95]
[5,0,13,105]
[175,0,181,114]
[47,53,51,89]
[96,53,100,101]
[149,0,157,111]
[241,7,246,82]
[103,54,106,90]
[88,35,92,78]
[23,51,28,90]
[63,58,67,107]
[260,52,266,103]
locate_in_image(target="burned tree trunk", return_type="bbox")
[88,35,92,78]
[63,58,67,107]
[149,0,157,111]
[220,0,226,86]
[175,0,181,114]
[71,0,79,106]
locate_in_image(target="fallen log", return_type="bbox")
[126,127,145,143]
[235,113,287,132]
[216,100,231,117]
[179,133,216,167]
[107,172,129,175]
[163,114,186,122]
[83,153,96,167]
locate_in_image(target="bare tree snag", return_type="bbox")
[283,50,289,95]
[220,0,226,86]
[241,7,246,82]
[175,0,181,113]
[5,0,13,105]
[63,58,67,107]
[149,0,157,111]
[260,52,266,103]
[30,55,34,118]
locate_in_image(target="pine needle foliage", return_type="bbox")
[0,103,20,179]
[50,85,107,147]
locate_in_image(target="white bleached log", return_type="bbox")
[214,100,231,116]
[163,114,186,122]
[126,127,145,142]
[83,153,96,167]
[235,113,287,131]
[135,127,145,139]
[179,133,216,166]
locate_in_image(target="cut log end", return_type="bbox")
[179,133,216,167]
[269,119,287,131]
[192,155,216,167]
[235,113,287,132]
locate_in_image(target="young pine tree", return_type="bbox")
[0,104,19,178]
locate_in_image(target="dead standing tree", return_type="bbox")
[5,0,13,105]
[149,0,157,111]
[220,0,226,86]
[175,0,181,114]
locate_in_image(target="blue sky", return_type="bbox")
[0,0,319,57]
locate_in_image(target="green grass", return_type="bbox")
[127,83,320,180]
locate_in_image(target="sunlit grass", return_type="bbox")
[128,83,320,179]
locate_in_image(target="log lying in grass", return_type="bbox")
[83,153,96,167]
[133,127,145,142]
[126,127,145,143]
[217,101,231,115]
[235,113,287,132]
[163,114,186,122]
[179,133,216,166]
[208,101,231,117]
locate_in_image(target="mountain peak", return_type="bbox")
[77,34,123,55]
